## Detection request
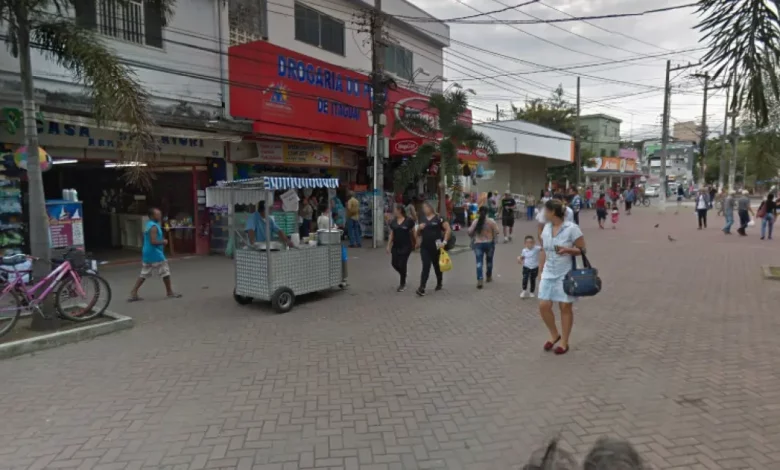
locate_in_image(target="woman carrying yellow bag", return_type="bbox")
[415,201,452,297]
[438,247,453,272]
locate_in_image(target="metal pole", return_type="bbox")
[719,85,729,191]
[496,104,500,121]
[729,109,738,190]
[370,0,385,248]
[576,76,581,189]
[697,72,709,187]
[659,60,671,211]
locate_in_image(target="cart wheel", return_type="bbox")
[233,289,252,305]
[271,288,295,313]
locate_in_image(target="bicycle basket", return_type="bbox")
[63,250,88,271]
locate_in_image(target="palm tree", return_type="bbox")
[696,0,780,126]
[392,87,498,215]
[1,0,173,328]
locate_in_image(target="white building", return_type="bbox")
[229,0,449,93]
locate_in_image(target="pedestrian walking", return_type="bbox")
[415,201,452,296]
[676,185,685,214]
[596,193,608,229]
[737,190,754,236]
[758,193,777,240]
[569,187,582,224]
[722,190,735,235]
[128,207,182,302]
[500,190,516,242]
[585,186,593,209]
[346,191,362,247]
[386,204,416,292]
[624,186,635,215]
[518,235,540,298]
[610,205,619,229]
[469,206,499,289]
[537,199,586,355]
[525,193,536,220]
[694,188,711,229]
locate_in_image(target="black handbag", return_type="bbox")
[562,252,601,297]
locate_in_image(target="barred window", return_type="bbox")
[294,2,344,56]
[385,44,413,81]
[75,0,164,48]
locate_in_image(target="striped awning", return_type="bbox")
[206,177,340,207]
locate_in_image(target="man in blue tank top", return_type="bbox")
[128,207,182,301]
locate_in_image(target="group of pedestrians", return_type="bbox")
[720,190,776,238]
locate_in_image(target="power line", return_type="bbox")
[418,0,538,22]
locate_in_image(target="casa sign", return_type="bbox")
[0,107,222,158]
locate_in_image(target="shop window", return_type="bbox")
[294,2,345,56]
[610,150,617,157]
[385,44,413,80]
[600,148,607,157]
[75,0,164,48]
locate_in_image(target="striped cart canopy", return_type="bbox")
[206,177,340,207]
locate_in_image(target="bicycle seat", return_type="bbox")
[1,254,27,266]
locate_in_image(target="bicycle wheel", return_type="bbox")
[55,273,112,322]
[642,198,651,207]
[0,289,23,338]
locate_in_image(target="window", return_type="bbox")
[294,3,345,55]
[385,44,413,80]
[610,150,617,157]
[75,0,163,48]
[600,148,607,157]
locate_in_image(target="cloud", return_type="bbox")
[408,0,722,139]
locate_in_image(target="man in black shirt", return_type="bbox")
[500,191,517,242]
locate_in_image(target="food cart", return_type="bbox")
[205,177,344,313]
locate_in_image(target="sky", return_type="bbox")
[406,0,728,142]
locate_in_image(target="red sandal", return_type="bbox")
[543,336,561,351]
[554,346,569,355]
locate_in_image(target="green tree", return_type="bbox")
[513,85,593,184]
[696,0,780,127]
[392,87,498,214]
[1,0,172,329]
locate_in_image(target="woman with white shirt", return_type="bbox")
[695,188,710,229]
[537,199,586,355]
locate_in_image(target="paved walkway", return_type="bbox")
[1,208,779,470]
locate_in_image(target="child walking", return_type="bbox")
[517,235,540,298]
[611,205,620,229]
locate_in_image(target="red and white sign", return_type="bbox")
[228,41,473,147]
[393,139,421,154]
[389,137,488,161]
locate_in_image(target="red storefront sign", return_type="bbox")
[228,41,473,150]
[389,137,489,162]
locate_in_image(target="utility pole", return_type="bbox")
[659,61,671,211]
[728,106,738,191]
[719,84,729,191]
[496,104,500,121]
[691,72,709,187]
[661,61,701,212]
[576,76,581,189]
[369,0,386,248]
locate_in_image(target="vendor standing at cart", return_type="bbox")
[246,201,294,247]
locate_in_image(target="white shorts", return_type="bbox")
[140,261,170,279]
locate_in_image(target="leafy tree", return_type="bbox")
[1,0,172,328]
[696,0,780,127]
[392,88,498,214]
[513,85,593,185]
[512,85,577,135]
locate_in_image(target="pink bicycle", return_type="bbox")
[0,253,111,337]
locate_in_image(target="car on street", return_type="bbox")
[645,185,661,197]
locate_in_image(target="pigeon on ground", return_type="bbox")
[668,235,676,242]
[654,224,660,228]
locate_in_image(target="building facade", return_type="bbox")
[642,140,697,187]
[673,121,700,144]
[579,114,622,158]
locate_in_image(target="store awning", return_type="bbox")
[41,112,243,143]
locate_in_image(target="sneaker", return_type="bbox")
[486,276,492,283]
[435,284,443,291]
[416,287,425,297]
[477,279,483,289]
[529,292,535,298]
[397,285,406,292]
[520,291,528,299]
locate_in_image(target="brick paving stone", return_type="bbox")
[0,208,779,469]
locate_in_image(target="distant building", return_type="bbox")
[642,140,697,186]
[673,121,700,144]
[579,114,622,158]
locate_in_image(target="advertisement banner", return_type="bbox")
[331,147,358,168]
[229,42,472,147]
[388,137,488,161]
[285,143,331,165]
[46,201,84,249]
[584,157,638,173]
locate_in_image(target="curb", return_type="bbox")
[0,310,134,360]
[761,266,780,281]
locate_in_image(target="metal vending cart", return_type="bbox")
[205,177,344,313]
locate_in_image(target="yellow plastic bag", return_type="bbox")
[439,247,453,272]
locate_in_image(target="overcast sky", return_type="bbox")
[408,0,726,141]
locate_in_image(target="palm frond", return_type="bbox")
[32,21,156,162]
[393,142,436,193]
[696,0,780,126]
[462,129,499,161]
